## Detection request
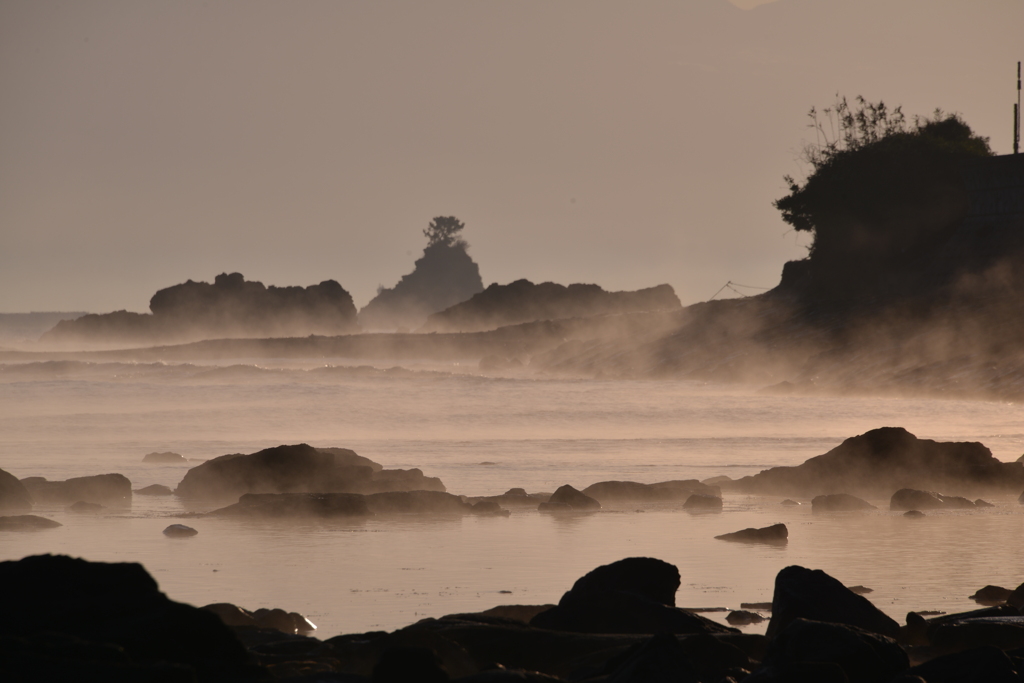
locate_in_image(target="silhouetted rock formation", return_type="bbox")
[683,493,723,510]
[143,451,187,463]
[421,279,681,333]
[174,443,443,501]
[727,427,1024,498]
[531,557,737,636]
[0,467,33,511]
[202,603,316,635]
[0,554,253,681]
[359,242,483,331]
[547,484,600,510]
[20,473,132,507]
[42,272,357,346]
[890,488,976,511]
[135,484,173,496]
[766,565,901,641]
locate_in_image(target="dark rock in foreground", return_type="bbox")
[766,565,901,640]
[715,523,788,544]
[0,554,254,681]
[0,466,33,511]
[547,484,600,510]
[749,618,908,683]
[906,645,1020,683]
[531,557,737,635]
[728,427,1024,497]
[811,493,876,512]
[20,473,132,506]
[0,515,61,531]
[174,443,442,501]
[143,451,187,464]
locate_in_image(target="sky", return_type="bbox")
[1,0,1021,313]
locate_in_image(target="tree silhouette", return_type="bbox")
[423,216,467,249]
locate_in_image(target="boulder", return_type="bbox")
[208,492,372,519]
[20,473,131,507]
[143,451,187,464]
[765,566,901,640]
[66,501,104,513]
[729,427,1024,497]
[970,585,1013,606]
[547,485,600,510]
[0,554,252,679]
[750,618,909,683]
[135,484,174,496]
[530,557,737,635]
[682,494,723,511]
[811,493,876,512]
[890,489,977,511]
[173,443,437,501]
[715,523,788,544]
[581,480,719,504]
[470,501,510,517]
[0,515,61,531]
[163,524,198,537]
[0,467,33,511]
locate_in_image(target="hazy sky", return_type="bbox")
[2,0,1020,313]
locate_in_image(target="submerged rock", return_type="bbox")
[530,557,737,635]
[163,524,198,537]
[0,467,33,511]
[904,510,926,518]
[0,515,61,531]
[715,523,788,544]
[811,493,876,512]
[766,565,901,640]
[135,484,173,496]
[581,479,719,504]
[728,427,1024,497]
[20,473,131,507]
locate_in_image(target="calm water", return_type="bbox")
[2,359,1023,636]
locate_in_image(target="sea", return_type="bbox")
[2,357,1023,637]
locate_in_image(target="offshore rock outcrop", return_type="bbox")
[42,272,358,346]
[174,443,444,502]
[420,279,681,333]
[0,466,33,511]
[725,427,1024,498]
[20,473,132,507]
[359,241,483,331]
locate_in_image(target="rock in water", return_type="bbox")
[727,610,766,625]
[0,467,33,511]
[547,484,600,510]
[66,501,104,513]
[135,484,173,496]
[766,566,901,640]
[904,510,926,518]
[208,492,372,519]
[163,524,198,537]
[811,493,875,512]
[0,515,61,531]
[970,585,1013,605]
[683,494,723,511]
[715,523,788,544]
[530,557,736,635]
[20,473,131,506]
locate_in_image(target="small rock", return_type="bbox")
[780,499,800,506]
[143,451,187,464]
[135,484,174,496]
[904,510,926,518]
[848,585,873,595]
[0,515,62,531]
[715,523,787,544]
[974,498,995,508]
[471,501,510,517]
[163,524,198,537]
[970,585,1012,605]
[548,485,600,510]
[726,610,765,626]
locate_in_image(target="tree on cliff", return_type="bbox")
[774,95,992,263]
[359,216,484,330]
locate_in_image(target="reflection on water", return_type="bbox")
[1,362,1023,636]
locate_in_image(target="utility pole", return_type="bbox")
[1016,61,1021,155]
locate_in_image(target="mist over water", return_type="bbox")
[2,359,1023,636]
